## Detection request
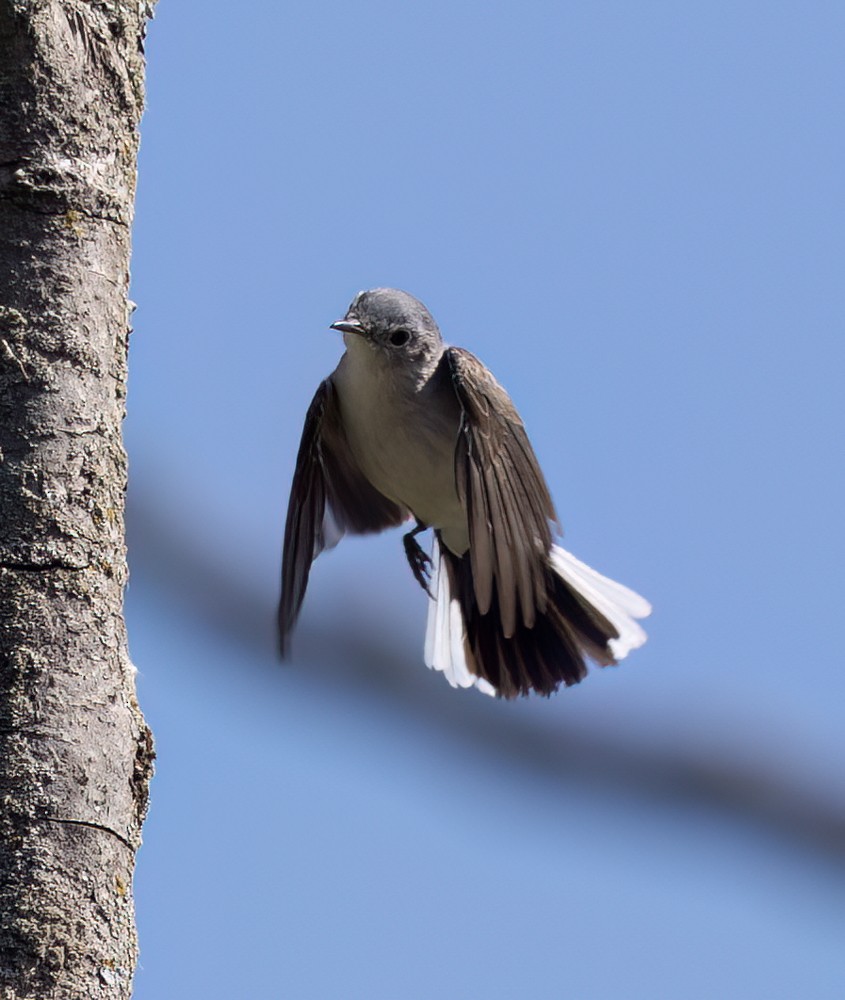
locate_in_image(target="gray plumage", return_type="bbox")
[280,288,651,698]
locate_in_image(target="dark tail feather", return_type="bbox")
[439,544,650,699]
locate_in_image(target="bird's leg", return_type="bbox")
[403,519,433,594]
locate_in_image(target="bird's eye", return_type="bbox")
[389,329,410,347]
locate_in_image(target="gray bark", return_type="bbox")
[0,2,155,997]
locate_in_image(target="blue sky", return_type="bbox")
[127,3,844,997]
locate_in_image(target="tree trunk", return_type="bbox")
[0,2,155,996]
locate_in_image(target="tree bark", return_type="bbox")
[0,2,155,997]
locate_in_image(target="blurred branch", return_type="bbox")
[127,492,845,868]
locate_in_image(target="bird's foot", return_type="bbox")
[403,523,432,595]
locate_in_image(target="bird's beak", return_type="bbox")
[330,318,366,336]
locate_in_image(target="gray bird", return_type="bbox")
[280,288,651,698]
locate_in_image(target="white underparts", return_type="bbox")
[319,503,345,556]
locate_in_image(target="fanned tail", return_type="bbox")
[424,537,651,699]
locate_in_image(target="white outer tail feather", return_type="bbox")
[423,542,496,696]
[548,545,651,660]
[424,538,651,696]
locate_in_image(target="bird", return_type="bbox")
[279,288,651,698]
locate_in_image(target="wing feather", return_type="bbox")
[467,457,494,614]
[447,347,556,635]
[278,378,407,653]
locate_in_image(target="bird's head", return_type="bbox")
[331,288,443,376]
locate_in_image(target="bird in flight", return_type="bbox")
[280,288,651,698]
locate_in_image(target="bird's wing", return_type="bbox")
[445,347,558,637]
[279,377,408,653]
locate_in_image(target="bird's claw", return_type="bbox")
[403,531,433,596]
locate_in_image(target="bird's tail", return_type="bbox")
[424,538,651,698]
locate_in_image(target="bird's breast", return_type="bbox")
[332,352,469,553]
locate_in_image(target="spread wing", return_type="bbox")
[446,347,558,638]
[279,377,408,653]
